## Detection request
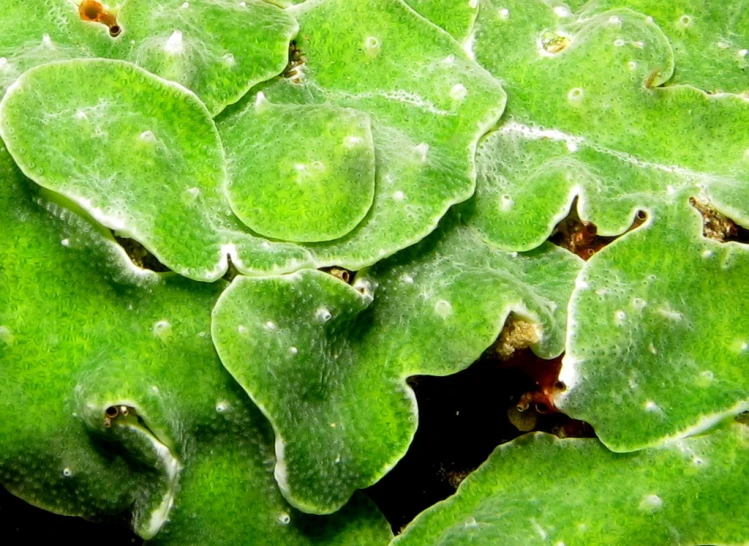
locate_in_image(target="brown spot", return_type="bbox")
[645,67,661,89]
[283,40,306,83]
[78,0,121,37]
[689,197,749,243]
[551,199,647,260]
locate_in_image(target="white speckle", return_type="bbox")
[139,130,156,142]
[335,455,341,463]
[261,241,271,248]
[632,298,647,310]
[567,87,584,103]
[414,142,429,162]
[608,15,621,25]
[344,135,363,147]
[289,346,298,355]
[645,400,659,412]
[614,39,625,47]
[41,34,53,47]
[402,274,414,284]
[468,0,479,9]
[311,161,325,171]
[153,320,171,337]
[578,523,588,531]
[239,1,246,6]
[566,140,578,152]
[595,288,608,296]
[443,54,456,65]
[393,190,406,201]
[638,494,663,512]
[498,8,510,19]
[465,517,478,528]
[678,15,692,27]
[216,401,228,412]
[500,194,513,211]
[61,238,70,247]
[254,92,269,112]
[316,308,332,322]
[222,53,236,66]
[434,299,453,318]
[697,370,714,386]
[186,187,200,199]
[628,61,638,70]
[741,342,748,351]
[181,2,189,7]
[265,321,277,331]
[364,36,381,57]
[648,343,657,354]
[702,250,714,258]
[295,163,307,172]
[717,41,729,50]
[614,310,626,324]
[692,457,705,466]
[152,386,160,393]
[74,110,88,120]
[237,325,248,335]
[553,6,570,17]
[0,58,8,70]
[278,513,291,525]
[531,519,548,540]
[164,31,185,55]
[656,306,682,321]
[576,278,589,290]
[63,468,72,477]
[739,49,748,58]
[450,83,468,101]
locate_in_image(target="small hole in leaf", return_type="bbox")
[109,25,121,37]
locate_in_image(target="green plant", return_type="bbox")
[1,0,747,544]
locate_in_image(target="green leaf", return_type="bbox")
[469,0,749,450]
[0,0,297,115]
[403,0,479,42]
[221,97,376,242]
[212,213,581,513]
[393,424,749,546]
[558,195,749,451]
[217,0,507,271]
[0,146,391,544]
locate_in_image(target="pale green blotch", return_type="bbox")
[0,0,297,116]
[573,0,749,93]
[0,144,391,544]
[119,0,298,115]
[393,425,749,546]
[558,194,749,452]
[212,211,581,514]
[0,58,233,282]
[223,96,375,242]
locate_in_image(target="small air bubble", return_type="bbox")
[568,87,584,102]
[364,36,381,57]
[222,53,236,66]
[678,15,692,27]
[61,238,70,247]
[608,15,621,25]
[435,300,453,318]
[216,401,228,412]
[265,321,277,330]
[628,61,638,70]
[153,320,171,338]
[638,494,663,512]
[289,346,298,355]
[393,190,406,201]
[278,513,291,525]
[644,400,658,412]
[316,308,332,322]
[62,468,72,477]
[164,30,184,54]
[450,83,468,101]
[553,6,570,17]
[237,325,248,336]
[139,130,156,142]
[498,8,510,19]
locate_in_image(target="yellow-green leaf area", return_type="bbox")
[222,98,375,242]
[212,213,581,514]
[394,425,749,546]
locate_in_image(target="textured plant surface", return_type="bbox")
[1,1,747,544]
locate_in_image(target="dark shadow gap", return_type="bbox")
[365,314,594,534]
[113,235,171,273]
[690,197,749,244]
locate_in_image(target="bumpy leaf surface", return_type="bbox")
[393,424,749,546]
[471,0,749,450]
[218,0,507,271]
[403,0,479,42]
[212,212,582,514]
[0,0,297,115]
[0,146,391,544]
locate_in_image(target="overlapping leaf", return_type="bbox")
[470,0,749,450]
[0,0,297,115]
[403,0,479,42]
[212,211,582,514]
[393,424,749,546]
[0,146,391,544]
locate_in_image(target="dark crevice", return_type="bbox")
[222,255,241,283]
[690,197,749,244]
[319,266,355,285]
[283,40,306,84]
[365,318,594,534]
[550,199,647,260]
[113,236,171,273]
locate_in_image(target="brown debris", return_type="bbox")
[492,314,540,360]
[283,40,306,84]
[689,197,749,243]
[78,0,121,37]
